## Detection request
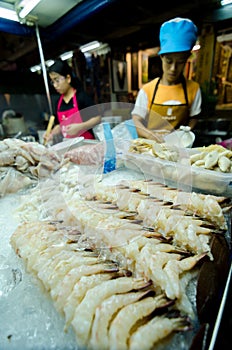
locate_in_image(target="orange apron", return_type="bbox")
[147,77,190,131]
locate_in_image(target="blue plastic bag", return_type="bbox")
[102,122,116,174]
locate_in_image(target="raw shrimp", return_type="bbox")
[175,269,199,317]
[39,254,111,291]
[171,224,211,258]
[0,147,34,166]
[71,276,149,348]
[203,195,227,230]
[89,290,149,350]
[108,294,170,350]
[20,231,79,260]
[129,314,191,350]
[114,237,160,272]
[163,253,206,299]
[21,141,62,166]
[138,247,182,293]
[10,221,55,251]
[51,262,120,307]
[15,155,30,172]
[27,245,67,272]
[0,167,34,196]
[34,247,98,274]
[118,236,171,259]
[83,218,145,249]
[129,179,225,223]
[43,257,113,289]
[218,155,232,172]
[63,273,115,329]
[27,243,77,272]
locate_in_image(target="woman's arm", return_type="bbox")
[188,87,202,130]
[65,115,101,136]
[132,115,165,142]
[188,117,198,130]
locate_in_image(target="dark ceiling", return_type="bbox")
[0,0,231,71]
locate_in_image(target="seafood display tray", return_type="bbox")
[121,151,232,197]
[0,167,231,350]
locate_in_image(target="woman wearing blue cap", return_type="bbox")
[131,17,202,141]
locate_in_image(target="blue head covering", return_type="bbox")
[159,17,198,55]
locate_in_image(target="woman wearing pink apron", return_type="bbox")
[46,59,101,143]
[57,93,94,139]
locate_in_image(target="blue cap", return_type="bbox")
[158,17,198,55]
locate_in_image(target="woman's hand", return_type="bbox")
[65,123,83,136]
[132,115,165,142]
[43,124,61,143]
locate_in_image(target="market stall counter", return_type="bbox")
[0,136,231,350]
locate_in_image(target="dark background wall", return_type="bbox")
[0,71,58,131]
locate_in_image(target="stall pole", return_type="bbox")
[35,22,53,117]
[208,261,232,350]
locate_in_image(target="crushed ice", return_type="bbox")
[0,193,78,350]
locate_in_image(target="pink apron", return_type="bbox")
[57,92,94,139]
